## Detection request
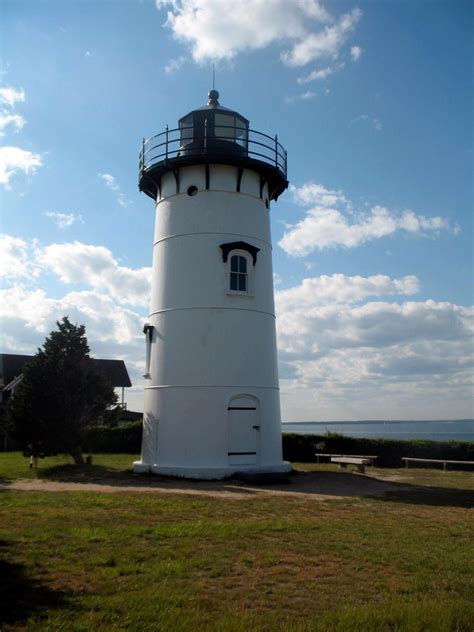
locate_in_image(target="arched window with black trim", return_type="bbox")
[230,254,247,292]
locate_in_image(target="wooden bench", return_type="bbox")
[330,457,371,474]
[315,453,378,466]
[402,457,474,471]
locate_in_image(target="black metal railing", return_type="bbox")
[139,125,287,180]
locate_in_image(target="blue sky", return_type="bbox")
[1,0,472,420]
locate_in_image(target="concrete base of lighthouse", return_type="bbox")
[132,461,291,480]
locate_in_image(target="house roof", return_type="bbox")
[0,354,132,389]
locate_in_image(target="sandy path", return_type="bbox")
[0,471,403,500]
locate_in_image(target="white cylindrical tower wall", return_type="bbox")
[134,163,289,478]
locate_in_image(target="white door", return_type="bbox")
[228,397,259,466]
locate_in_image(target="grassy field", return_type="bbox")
[0,453,473,631]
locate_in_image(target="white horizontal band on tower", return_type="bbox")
[148,306,276,318]
[153,231,272,248]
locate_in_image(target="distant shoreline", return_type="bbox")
[282,419,473,425]
[281,420,474,441]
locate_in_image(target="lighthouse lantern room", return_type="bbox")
[133,90,291,479]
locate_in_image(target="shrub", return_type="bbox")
[82,421,142,454]
[282,433,474,468]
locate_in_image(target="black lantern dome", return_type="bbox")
[139,91,288,201]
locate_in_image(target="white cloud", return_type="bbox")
[45,211,84,229]
[37,241,151,307]
[1,234,471,418]
[351,113,382,131]
[297,62,344,84]
[0,113,26,135]
[0,284,146,406]
[285,90,317,103]
[0,146,42,187]
[0,236,152,409]
[0,86,26,135]
[164,55,187,74]
[0,86,25,108]
[276,274,419,310]
[276,277,474,419]
[156,1,349,64]
[98,172,127,207]
[0,235,34,279]
[291,182,347,207]
[279,182,458,256]
[350,45,362,61]
[281,8,362,67]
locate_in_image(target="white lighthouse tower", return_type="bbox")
[133,90,290,479]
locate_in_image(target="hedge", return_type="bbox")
[81,423,473,468]
[282,432,474,468]
[82,421,143,454]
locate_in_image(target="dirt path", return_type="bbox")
[0,471,404,500]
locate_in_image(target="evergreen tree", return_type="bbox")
[5,317,118,464]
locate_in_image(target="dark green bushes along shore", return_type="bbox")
[283,432,474,468]
[81,422,474,468]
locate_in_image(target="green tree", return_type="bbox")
[5,317,118,464]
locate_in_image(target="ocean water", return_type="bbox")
[281,420,474,442]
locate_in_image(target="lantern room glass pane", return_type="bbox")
[235,120,248,148]
[180,115,193,145]
[215,113,235,141]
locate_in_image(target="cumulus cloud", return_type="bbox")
[164,55,187,74]
[156,0,362,73]
[0,86,27,136]
[0,87,25,108]
[45,211,84,229]
[0,146,42,187]
[275,275,474,419]
[155,2,362,96]
[276,274,419,310]
[282,8,362,66]
[0,236,152,408]
[279,182,458,256]
[350,45,362,61]
[297,62,344,84]
[37,241,151,307]
[0,235,35,279]
[98,172,128,207]
[284,90,317,104]
[1,233,471,418]
[156,0,329,62]
[0,113,26,135]
[0,283,146,406]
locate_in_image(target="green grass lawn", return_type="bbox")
[0,453,473,631]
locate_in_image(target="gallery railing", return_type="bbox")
[139,125,287,180]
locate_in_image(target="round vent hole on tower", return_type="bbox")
[187,186,199,197]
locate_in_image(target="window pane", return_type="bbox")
[230,255,239,272]
[239,256,247,273]
[230,273,238,291]
[235,120,248,148]
[180,115,193,145]
[238,273,247,292]
[215,113,235,141]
